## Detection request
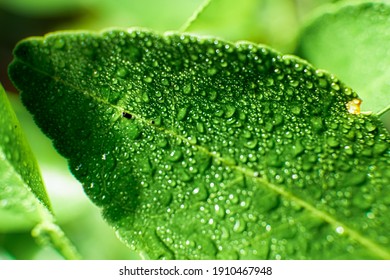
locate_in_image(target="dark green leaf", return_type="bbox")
[297,2,390,113]
[9,29,390,259]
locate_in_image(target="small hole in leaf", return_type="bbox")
[151,120,155,124]
[122,112,133,119]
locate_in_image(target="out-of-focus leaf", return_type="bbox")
[297,2,390,113]
[9,29,390,260]
[0,84,79,259]
[0,0,87,16]
[0,83,51,224]
[67,0,203,31]
[186,0,298,52]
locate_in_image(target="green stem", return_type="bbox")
[32,221,81,260]
[179,0,213,32]
[377,104,390,117]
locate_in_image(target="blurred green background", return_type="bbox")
[0,0,389,259]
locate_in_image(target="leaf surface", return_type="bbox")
[297,2,390,113]
[9,29,390,259]
[0,83,51,231]
[0,84,79,259]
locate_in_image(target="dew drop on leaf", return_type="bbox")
[8,29,390,260]
[192,185,209,202]
[232,218,246,233]
[168,149,183,162]
[177,107,188,121]
[53,38,65,49]
[116,67,127,78]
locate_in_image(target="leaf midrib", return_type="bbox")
[13,40,390,259]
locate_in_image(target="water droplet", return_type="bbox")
[207,68,217,76]
[140,158,153,174]
[53,38,65,49]
[291,105,302,115]
[331,82,340,91]
[177,107,188,121]
[318,78,328,88]
[192,185,208,201]
[142,92,150,103]
[326,136,339,148]
[266,78,274,86]
[177,169,192,182]
[233,218,246,233]
[365,122,376,132]
[183,84,192,94]
[273,114,283,126]
[289,80,299,87]
[343,145,354,155]
[209,91,218,101]
[292,139,305,157]
[373,142,388,155]
[168,149,183,162]
[188,136,197,145]
[335,226,344,235]
[244,139,258,149]
[126,123,141,139]
[214,204,225,218]
[154,116,162,126]
[160,191,173,207]
[239,154,248,163]
[224,105,236,118]
[196,122,205,133]
[344,88,352,96]
[116,67,127,78]
[157,137,168,148]
[161,78,169,86]
[366,212,375,219]
[266,154,283,168]
[310,116,324,132]
[144,76,153,83]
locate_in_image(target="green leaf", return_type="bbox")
[185,0,299,52]
[296,2,390,113]
[67,0,204,31]
[0,84,80,259]
[9,29,390,259]
[0,84,51,224]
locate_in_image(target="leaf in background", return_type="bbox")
[0,84,79,259]
[184,0,336,53]
[296,2,390,114]
[66,0,204,32]
[0,83,51,217]
[185,0,299,52]
[0,0,87,16]
[9,29,390,259]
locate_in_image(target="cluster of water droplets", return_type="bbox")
[22,29,390,259]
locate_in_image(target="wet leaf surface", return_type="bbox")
[9,29,390,259]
